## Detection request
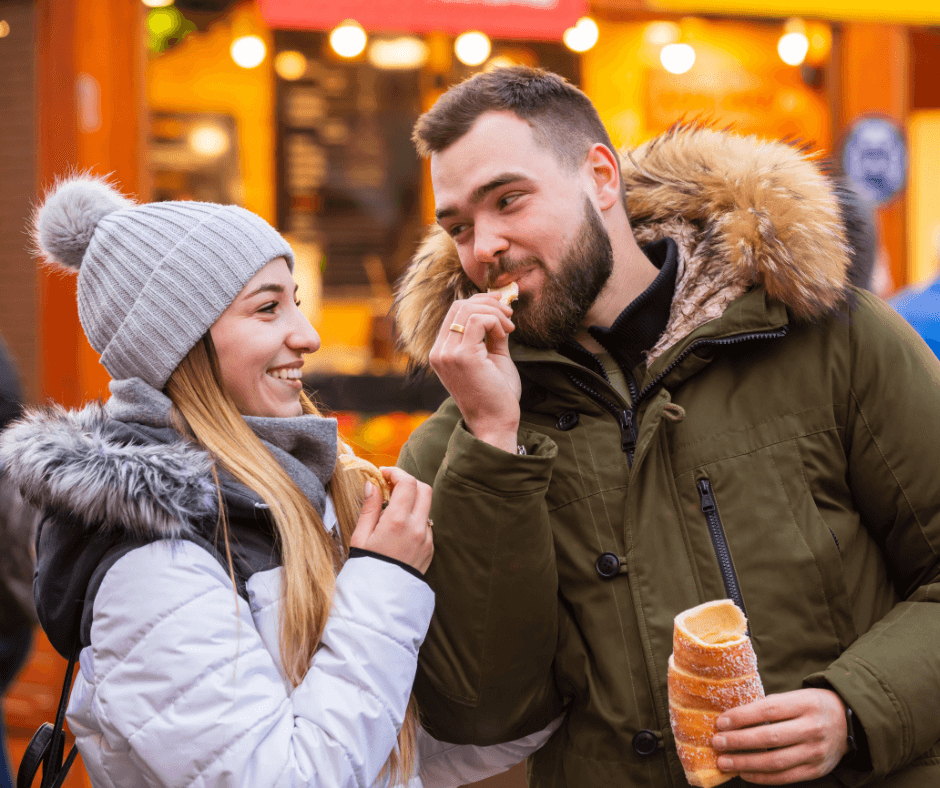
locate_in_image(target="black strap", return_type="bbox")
[17,641,81,788]
[845,705,858,753]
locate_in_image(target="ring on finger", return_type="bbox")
[449,323,465,334]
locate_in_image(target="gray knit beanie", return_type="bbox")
[33,175,294,389]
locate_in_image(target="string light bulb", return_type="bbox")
[189,125,229,158]
[660,43,695,74]
[454,31,491,66]
[368,37,429,70]
[778,19,810,66]
[330,20,367,58]
[231,35,266,68]
[563,17,599,53]
[275,50,307,80]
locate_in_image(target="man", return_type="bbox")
[395,67,940,787]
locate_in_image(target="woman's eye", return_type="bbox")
[258,301,278,314]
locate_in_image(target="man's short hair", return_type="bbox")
[412,66,619,176]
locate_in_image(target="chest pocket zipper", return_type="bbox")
[697,479,748,620]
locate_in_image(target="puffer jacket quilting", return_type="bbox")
[0,404,558,787]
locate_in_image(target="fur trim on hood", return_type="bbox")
[0,402,217,539]
[395,124,854,367]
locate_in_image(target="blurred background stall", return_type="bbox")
[0,0,938,786]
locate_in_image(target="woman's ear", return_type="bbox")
[585,143,622,212]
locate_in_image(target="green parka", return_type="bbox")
[394,125,940,787]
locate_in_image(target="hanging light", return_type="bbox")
[777,18,809,66]
[141,0,173,6]
[454,31,491,66]
[645,21,680,46]
[275,50,307,80]
[368,37,429,70]
[563,17,599,53]
[231,35,266,68]
[777,32,809,66]
[805,22,832,65]
[486,55,517,70]
[660,43,695,74]
[330,20,367,58]
[189,125,229,158]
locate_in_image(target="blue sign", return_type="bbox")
[841,116,907,205]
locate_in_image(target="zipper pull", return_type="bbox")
[698,479,716,513]
[619,410,636,455]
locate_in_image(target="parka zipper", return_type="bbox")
[565,374,639,461]
[563,326,789,468]
[697,478,747,618]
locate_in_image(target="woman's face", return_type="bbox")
[210,257,320,418]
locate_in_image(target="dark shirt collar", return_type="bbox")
[559,237,679,376]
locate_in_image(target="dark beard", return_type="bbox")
[487,197,613,349]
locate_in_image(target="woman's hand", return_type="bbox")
[350,467,434,574]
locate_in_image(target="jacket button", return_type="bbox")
[556,411,579,431]
[595,552,621,579]
[633,729,658,756]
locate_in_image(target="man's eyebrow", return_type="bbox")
[435,172,529,222]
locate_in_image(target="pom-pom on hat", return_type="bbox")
[33,175,294,389]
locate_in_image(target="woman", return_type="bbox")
[1,177,556,787]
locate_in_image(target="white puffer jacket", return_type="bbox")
[1,401,559,788]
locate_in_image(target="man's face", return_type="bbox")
[431,111,613,348]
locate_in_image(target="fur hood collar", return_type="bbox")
[395,124,855,367]
[0,402,217,539]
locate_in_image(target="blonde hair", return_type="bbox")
[165,336,417,784]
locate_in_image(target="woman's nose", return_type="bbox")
[289,311,321,354]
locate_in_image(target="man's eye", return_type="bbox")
[448,224,466,238]
[498,193,521,209]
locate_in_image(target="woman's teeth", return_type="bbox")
[267,367,303,380]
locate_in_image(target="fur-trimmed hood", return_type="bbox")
[395,124,866,367]
[0,402,218,539]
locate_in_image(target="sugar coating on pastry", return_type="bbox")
[668,600,765,788]
[675,741,728,788]
[668,656,764,712]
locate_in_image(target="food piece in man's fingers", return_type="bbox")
[339,453,391,504]
[668,599,765,788]
[487,281,519,306]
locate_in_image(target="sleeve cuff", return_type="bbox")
[441,420,557,494]
[803,673,874,784]
[348,546,427,583]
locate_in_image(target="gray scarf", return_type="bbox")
[105,377,337,517]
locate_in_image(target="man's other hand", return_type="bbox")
[712,688,850,784]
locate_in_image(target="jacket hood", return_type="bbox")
[0,402,218,540]
[395,123,857,367]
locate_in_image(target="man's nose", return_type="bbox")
[473,222,508,265]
